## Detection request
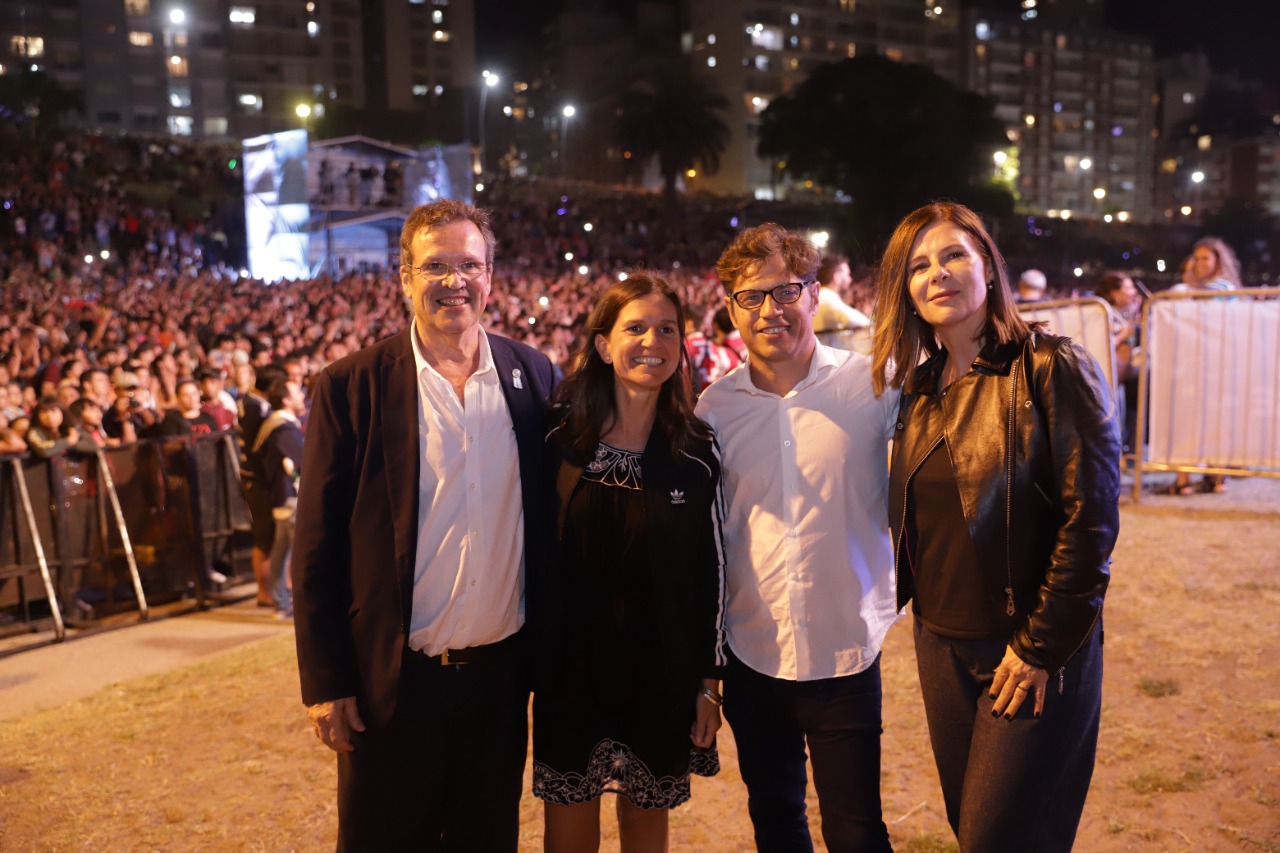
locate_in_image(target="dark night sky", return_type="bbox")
[475,0,1280,87]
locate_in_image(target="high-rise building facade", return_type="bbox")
[959,8,1157,222]
[0,0,475,140]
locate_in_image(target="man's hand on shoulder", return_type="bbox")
[307,696,366,753]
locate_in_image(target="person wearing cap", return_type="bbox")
[101,371,152,443]
[1016,269,1048,303]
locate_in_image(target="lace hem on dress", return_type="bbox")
[583,442,643,490]
[533,738,720,810]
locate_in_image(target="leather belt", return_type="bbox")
[419,631,520,666]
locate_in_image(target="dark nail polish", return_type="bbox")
[1034,711,1041,718]
[988,694,996,700]
[991,709,999,717]
[1004,712,1013,720]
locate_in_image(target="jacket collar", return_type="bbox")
[914,337,1025,395]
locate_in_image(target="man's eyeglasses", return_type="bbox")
[404,260,488,282]
[728,281,812,310]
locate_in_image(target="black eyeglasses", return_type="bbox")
[404,260,488,282]
[728,281,812,310]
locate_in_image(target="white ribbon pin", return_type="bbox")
[511,368,523,389]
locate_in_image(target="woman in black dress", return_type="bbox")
[533,273,727,852]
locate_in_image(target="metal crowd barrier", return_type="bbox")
[1132,287,1280,501]
[1017,297,1119,391]
[0,433,253,647]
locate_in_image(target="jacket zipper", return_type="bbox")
[1004,358,1019,618]
[1055,605,1103,695]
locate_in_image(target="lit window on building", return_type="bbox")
[125,0,150,15]
[1056,34,1067,50]
[432,10,443,23]
[707,34,716,45]
[1197,135,1212,151]
[168,55,189,77]
[128,31,154,47]
[1182,92,1195,105]
[707,56,716,68]
[748,94,770,115]
[847,42,856,58]
[168,115,193,136]
[413,84,428,95]
[229,7,255,25]
[238,93,263,111]
[169,87,191,108]
[975,21,991,41]
[790,13,799,25]
[11,36,45,57]
[754,55,770,71]
[205,117,228,136]
[789,57,799,70]
[885,48,902,62]
[750,25,783,51]
[434,84,443,95]
[432,29,450,42]
[308,21,319,36]
[975,44,986,58]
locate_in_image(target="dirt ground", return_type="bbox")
[0,476,1277,852]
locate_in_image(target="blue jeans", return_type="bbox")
[267,513,293,613]
[722,651,892,853]
[913,618,1102,852]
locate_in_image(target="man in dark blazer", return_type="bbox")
[292,199,556,851]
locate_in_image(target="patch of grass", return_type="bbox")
[1127,766,1207,793]
[900,834,960,853]
[1214,824,1280,852]
[1139,677,1180,698]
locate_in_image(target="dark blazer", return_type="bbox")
[292,328,557,728]
[540,428,728,728]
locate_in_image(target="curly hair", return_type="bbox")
[715,222,820,295]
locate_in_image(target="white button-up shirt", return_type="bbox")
[407,327,524,655]
[695,343,901,681]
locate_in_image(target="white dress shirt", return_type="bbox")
[408,327,524,655]
[695,343,901,681]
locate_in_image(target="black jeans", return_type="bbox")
[722,651,892,853]
[335,637,529,852]
[913,618,1102,853]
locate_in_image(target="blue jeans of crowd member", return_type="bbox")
[913,618,1103,853]
[268,512,293,615]
[722,650,892,853]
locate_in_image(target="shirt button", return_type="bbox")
[896,422,904,430]
[470,580,477,587]
[784,440,791,447]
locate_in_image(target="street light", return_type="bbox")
[478,70,499,176]
[1191,170,1205,184]
[295,103,312,132]
[560,104,576,177]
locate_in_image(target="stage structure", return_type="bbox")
[241,131,473,281]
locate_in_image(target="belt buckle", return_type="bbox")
[440,648,467,666]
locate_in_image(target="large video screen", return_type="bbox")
[243,129,310,282]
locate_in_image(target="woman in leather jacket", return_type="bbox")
[872,203,1120,852]
[532,273,727,853]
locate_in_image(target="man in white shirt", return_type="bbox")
[292,200,557,850]
[696,223,900,853]
[814,253,872,333]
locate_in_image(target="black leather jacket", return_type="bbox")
[888,333,1121,673]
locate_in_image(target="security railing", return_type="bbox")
[1132,287,1280,501]
[0,433,253,652]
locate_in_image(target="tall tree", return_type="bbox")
[758,56,1012,252]
[616,57,729,202]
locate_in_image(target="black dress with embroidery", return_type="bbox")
[532,441,719,810]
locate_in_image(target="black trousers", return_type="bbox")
[722,651,892,853]
[335,637,529,852]
[913,618,1102,853]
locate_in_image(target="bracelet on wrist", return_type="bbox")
[699,685,723,707]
